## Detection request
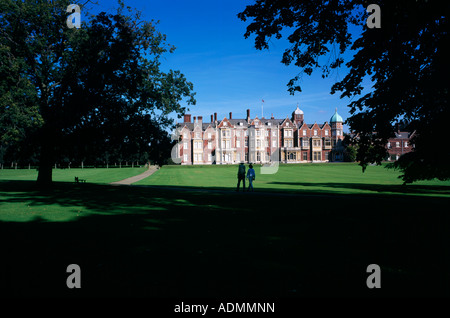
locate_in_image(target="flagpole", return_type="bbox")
[261,99,264,118]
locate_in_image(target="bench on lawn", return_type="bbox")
[74,176,86,183]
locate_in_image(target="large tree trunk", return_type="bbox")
[37,159,53,186]
[36,127,54,187]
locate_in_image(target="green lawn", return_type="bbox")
[0,166,147,184]
[135,163,450,197]
[1,163,449,297]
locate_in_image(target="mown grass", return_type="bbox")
[135,163,450,198]
[1,163,449,298]
[0,166,147,184]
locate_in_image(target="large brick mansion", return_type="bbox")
[175,106,346,165]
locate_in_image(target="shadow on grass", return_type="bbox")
[0,180,449,297]
[267,181,450,196]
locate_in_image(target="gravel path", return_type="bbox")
[110,165,159,185]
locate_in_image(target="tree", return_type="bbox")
[238,0,449,183]
[0,0,195,185]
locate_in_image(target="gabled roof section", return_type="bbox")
[321,122,331,129]
[218,117,234,128]
[280,116,294,128]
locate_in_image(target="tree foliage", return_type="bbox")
[0,0,195,184]
[239,0,449,183]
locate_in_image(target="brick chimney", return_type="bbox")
[184,114,191,123]
[194,116,196,123]
[214,112,217,122]
[211,114,213,123]
[229,112,232,119]
[247,109,250,121]
[198,116,203,125]
[271,113,274,120]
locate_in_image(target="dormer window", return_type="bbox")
[268,122,271,126]
[224,122,227,126]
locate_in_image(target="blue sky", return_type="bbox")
[87,0,372,131]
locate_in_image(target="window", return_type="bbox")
[226,140,230,148]
[227,130,231,137]
[208,141,212,149]
[303,152,308,161]
[256,130,260,137]
[183,133,188,138]
[313,139,321,147]
[245,139,248,147]
[272,140,276,147]
[396,142,400,147]
[404,141,408,147]
[337,130,341,136]
[183,154,188,162]
[222,130,226,137]
[387,142,391,148]
[245,130,248,136]
[303,130,307,136]
[314,129,318,136]
[272,131,276,137]
[208,153,211,162]
[183,142,188,150]
[302,139,309,148]
[236,131,241,137]
[313,151,321,161]
[324,152,329,160]
[324,139,331,147]
[325,130,329,136]
[195,132,200,138]
[236,140,241,148]
[207,133,211,139]
[257,152,261,161]
[265,140,269,147]
[257,140,261,148]
[265,130,268,137]
[224,122,227,126]
[245,153,248,162]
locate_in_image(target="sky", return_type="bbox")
[86,0,373,131]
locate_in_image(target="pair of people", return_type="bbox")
[236,162,255,192]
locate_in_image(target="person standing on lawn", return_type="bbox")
[246,164,255,192]
[236,162,246,192]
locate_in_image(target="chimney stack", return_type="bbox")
[211,114,213,123]
[271,113,274,120]
[198,116,203,125]
[214,112,217,122]
[194,116,197,123]
[229,112,232,119]
[184,114,191,123]
[247,109,250,121]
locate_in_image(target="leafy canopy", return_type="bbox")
[0,0,196,183]
[239,0,449,183]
